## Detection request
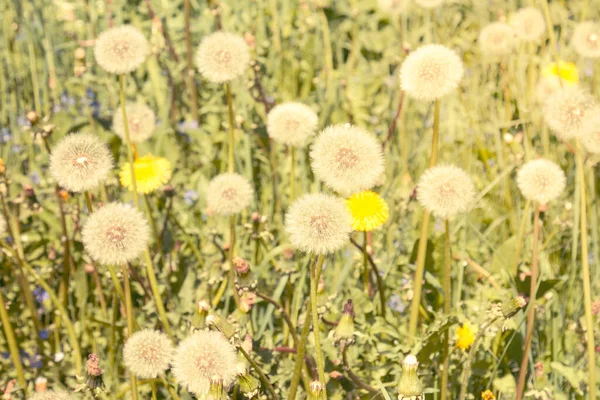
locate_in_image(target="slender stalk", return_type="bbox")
[151,382,158,400]
[349,238,386,317]
[226,82,235,174]
[540,0,563,87]
[513,200,531,276]
[575,142,597,400]
[341,347,378,394]
[288,301,313,399]
[143,250,173,338]
[237,345,277,398]
[516,203,541,400]
[160,376,181,400]
[229,215,240,307]
[311,255,326,389]
[290,146,295,202]
[408,99,440,341]
[119,74,140,207]
[183,0,199,122]
[122,262,138,400]
[84,191,94,212]
[440,219,451,400]
[0,290,27,395]
[362,231,369,294]
[255,291,299,348]
[144,195,161,249]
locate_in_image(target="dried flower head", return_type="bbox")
[119,154,172,194]
[267,102,318,147]
[511,7,545,42]
[346,191,389,231]
[517,158,566,204]
[310,124,384,196]
[171,331,238,396]
[580,108,600,153]
[399,44,464,101]
[377,0,409,14]
[573,21,600,58]
[417,165,477,220]
[82,203,150,266]
[112,103,156,143]
[478,22,517,57]
[542,87,597,139]
[195,32,250,83]
[30,390,73,400]
[456,322,476,350]
[94,25,149,74]
[123,330,173,379]
[285,193,352,255]
[49,133,113,193]
[415,0,444,8]
[398,355,423,397]
[206,173,254,216]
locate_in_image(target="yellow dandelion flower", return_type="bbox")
[541,61,579,86]
[456,322,476,350]
[346,191,389,232]
[119,154,171,194]
[481,390,496,400]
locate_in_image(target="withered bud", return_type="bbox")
[26,110,39,125]
[23,184,35,198]
[501,296,527,319]
[162,185,176,197]
[206,314,237,340]
[283,247,294,260]
[74,47,86,60]
[251,212,261,222]
[85,353,104,390]
[233,257,250,274]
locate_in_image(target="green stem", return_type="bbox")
[540,0,563,87]
[183,0,199,122]
[119,74,140,207]
[516,203,541,400]
[84,191,94,212]
[362,231,369,294]
[408,99,440,341]
[144,195,161,250]
[575,142,597,400]
[290,146,295,202]
[143,250,173,338]
[440,219,451,400]
[311,255,326,389]
[237,345,277,398]
[229,215,240,307]
[226,82,235,174]
[0,289,27,395]
[288,300,312,400]
[122,262,138,400]
[513,200,531,276]
[160,376,181,400]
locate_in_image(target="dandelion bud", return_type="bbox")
[397,355,423,398]
[206,314,237,340]
[501,296,526,319]
[208,377,227,400]
[85,353,104,390]
[308,381,326,400]
[234,257,257,294]
[334,300,355,348]
[26,110,39,125]
[251,212,261,222]
[34,377,48,392]
[192,300,211,328]
[238,371,260,397]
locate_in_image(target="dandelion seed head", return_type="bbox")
[285,193,352,255]
[310,124,384,196]
[171,331,238,396]
[512,7,545,42]
[573,21,600,59]
[112,103,156,143]
[517,158,566,204]
[580,107,600,154]
[82,202,150,266]
[543,87,597,139]
[415,0,444,8]
[195,32,250,83]
[94,25,149,74]
[399,44,464,101]
[377,0,410,14]
[478,22,517,57]
[267,102,318,147]
[206,173,254,216]
[123,330,174,379]
[417,165,476,220]
[49,133,113,193]
[30,390,73,400]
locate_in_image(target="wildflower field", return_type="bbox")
[1,0,600,399]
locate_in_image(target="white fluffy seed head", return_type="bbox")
[512,7,545,42]
[112,103,156,143]
[378,0,410,14]
[30,390,72,400]
[417,165,477,220]
[415,0,444,8]
[171,331,238,396]
[310,124,384,196]
[49,133,113,193]
[580,107,600,154]
[94,25,149,74]
[399,44,464,101]
[195,32,250,83]
[517,159,566,204]
[478,22,517,57]
[285,193,352,255]
[267,102,319,147]
[206,173,254,216]
[123,330,174,379]
[82,203,150,266]
[542,87,597,140]
[573,21,600,59]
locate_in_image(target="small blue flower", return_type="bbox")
[11,145,22,154]
[184,190,199,206]
[0,128,11,143]
[33,286,50,304]
[39,330,50,340]
[388,294,406,313]
[30,172,41,185]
